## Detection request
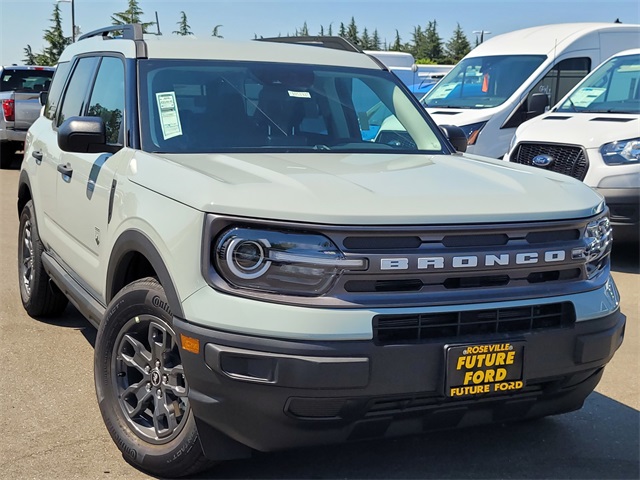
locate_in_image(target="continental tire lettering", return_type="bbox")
[168,427,197,463]
[152,295,172,316]
[108,299,126,318]
[108,418,138,460]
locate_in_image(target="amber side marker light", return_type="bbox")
[180,334,200,354]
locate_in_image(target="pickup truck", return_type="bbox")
[0,65,55,168]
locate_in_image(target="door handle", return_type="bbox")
[32,151,43,165]
[57,163,73,179]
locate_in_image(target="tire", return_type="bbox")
[18,200,68,317]
[94,277,213,477]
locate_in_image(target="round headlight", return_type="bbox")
[226,237,271,279]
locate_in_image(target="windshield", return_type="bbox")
[557,53,640,114]
[139,60,445,154]
[422,55,546,109]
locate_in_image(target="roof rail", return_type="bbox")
[77,24,147,59]
[256,35,363,53]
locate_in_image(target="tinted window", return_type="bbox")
[0,68,54,92]
[529,57,590,108]
[558,53,640,114]
[57,57,99,126]
[44,62,71,120]
[422,55,546,109]
[87,57,125,144]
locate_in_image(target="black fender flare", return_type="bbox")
[17,170,33,216]
[106,229,184,318]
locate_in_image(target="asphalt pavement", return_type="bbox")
[0,154,638,480]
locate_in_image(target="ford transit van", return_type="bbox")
[421,23,640,158]
[506,49,640,242]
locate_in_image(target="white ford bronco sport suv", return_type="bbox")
[18,25,624,477]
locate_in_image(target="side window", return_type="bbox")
[87,57,125,145]
[529,57,591,107]
[57,56,99,127]
[606,65,638,102]
[44,62,71,120]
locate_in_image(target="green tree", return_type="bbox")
[44,3,71,62]
[445,23,471,63]
[22,45,37,65]
[338,22,346,38]
[371,29,381,50]
[360,27,371,49]
[23,4,71,66]
[297,21,309,36]
[424,20,444,62]
[212,25,223,38]
[390,29,403,51]
[111,0,155,33]
[346,16,359,46]
[411,25,426,59]
[173,11,193,36]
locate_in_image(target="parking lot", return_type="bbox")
[0,153,638,480]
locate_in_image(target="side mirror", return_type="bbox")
[527,93,549,117]
[58,116,106,153]
[440,124,468,153]
[39,91,48,106]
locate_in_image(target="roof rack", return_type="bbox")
[256,36,362,53]
[77,24,147,59]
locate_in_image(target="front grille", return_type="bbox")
[512,142,588,180]
[373,302,575,345]
[206,215,597,308]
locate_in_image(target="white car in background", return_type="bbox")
[506,48,640,242]
[422,23,640,159]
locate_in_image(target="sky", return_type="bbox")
[0,0,639,65]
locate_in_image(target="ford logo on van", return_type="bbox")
[532,154,554,167]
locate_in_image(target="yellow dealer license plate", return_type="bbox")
[445,342,525,397]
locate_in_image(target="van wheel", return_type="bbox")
[18,200,68,317]
[95,278,213,477]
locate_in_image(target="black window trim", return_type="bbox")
[85,54,127,148]
[54,54,100,129]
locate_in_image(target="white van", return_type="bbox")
[505,49,639,242]
[421,23,640,159]
[365,50,453,97]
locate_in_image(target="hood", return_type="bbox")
[127,151,603,225]
[426,108,495,128]
[516,112,640,149]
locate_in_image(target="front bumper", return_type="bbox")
[174,296,625,459]
[595,187,639,243]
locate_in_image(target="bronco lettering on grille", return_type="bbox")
[380,250,566,270]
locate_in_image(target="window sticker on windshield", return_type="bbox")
[569,87,605,108]
[288,90,311,98]
[428,83,457,99]
[155,91,183,139]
